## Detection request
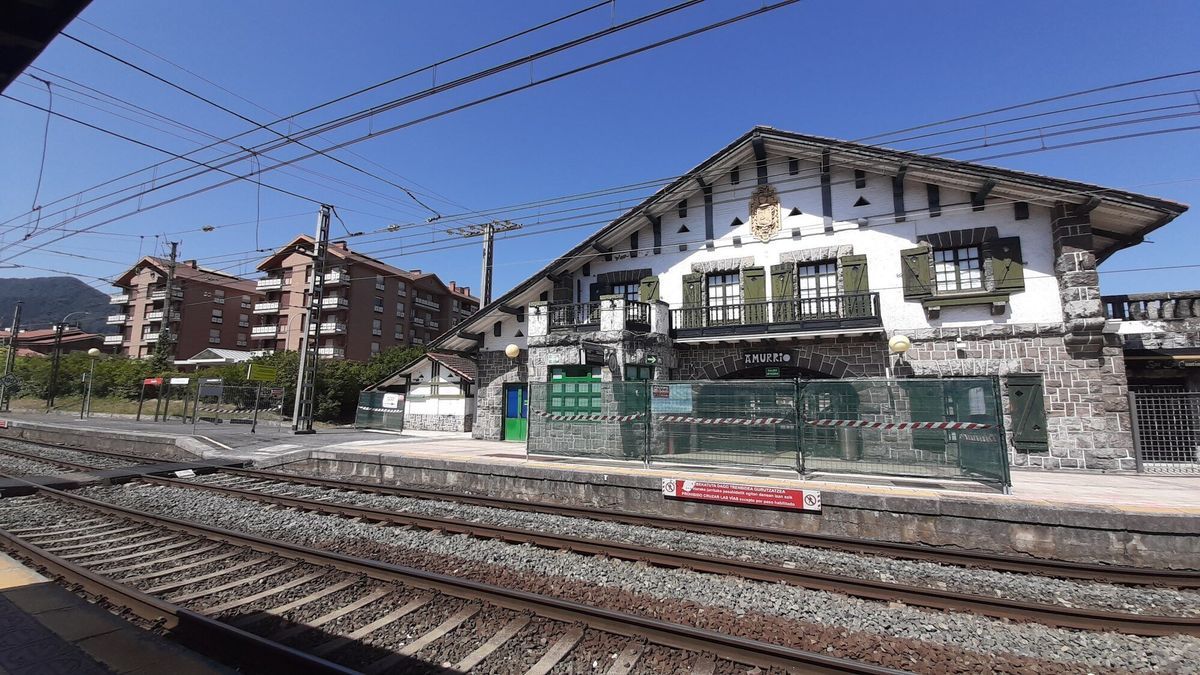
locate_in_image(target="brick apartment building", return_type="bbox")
[252,236,479,362]
[108,257,262,359]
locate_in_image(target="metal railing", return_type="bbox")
[549,301,601,330]
[1103,291,1200,320]
[1130,390,1200,473]
[625,301,650,328]
[670,293,881,337]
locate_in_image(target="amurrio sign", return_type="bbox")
[743,352,793,366]
[662,478,821,512]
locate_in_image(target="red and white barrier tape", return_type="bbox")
[534,411,644,422]
[804,419,994,430]
[656,415,787,425]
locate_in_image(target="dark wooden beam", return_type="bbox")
[497,305,522,316]
[971,179,997,210]
[820,149,833,232]
[892,163,908,223]
[647,214,662,255]
[591,242,611,254]
[457,331,484,342]
[1090,227,1140,243]
[752,135,769,185]
[697,176,714,246]
[1073,196,1102,216]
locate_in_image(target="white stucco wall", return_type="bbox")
[404,359,474,418]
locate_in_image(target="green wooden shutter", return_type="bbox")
[770,263,795,322]
[987,236,1025,292]
[681,272,704,329]
[839,254,869,317]
[1006,374,1048,452]
[742,266,766,324]
[900,244,933,300]
[639,275,660,303]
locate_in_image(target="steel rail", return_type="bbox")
[6,438,1198,586]
[141,474,1200,637]
[1,479,904,675]
[0,446,119,473]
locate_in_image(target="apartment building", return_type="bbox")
[252,236,479,362]
[108,257,262,359]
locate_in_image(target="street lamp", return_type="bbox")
[80,347,101,419]
[886,334,911,380]
[47,311,90,410]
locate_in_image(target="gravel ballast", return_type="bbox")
[194,472,1200,618]
[0,440,143,470]
[67,481,1200,673]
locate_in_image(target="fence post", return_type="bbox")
[1128,390,1144,473]
[794,378,805,476]
[992,376,1012,493]
[136,382,146,420]
[643,380,651,468]
[251,383,262,434]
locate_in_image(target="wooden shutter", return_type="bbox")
[770,263,795,322]
[839,254,869,317]
[1006,374,1048,452]
[681,272,704,329]
[639,276,660,303]
[742,266,766,324]
[987,236,1025,292]
[900,244,933,300]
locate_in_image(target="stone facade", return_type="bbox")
[674,338,888,380]
[405,412,471,433]
[472,349,527,441]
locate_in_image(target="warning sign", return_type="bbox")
[0,420,8,429]
[650,384,693,413]
[662,478,820,512]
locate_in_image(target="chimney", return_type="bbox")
[332,240,349,251]
[184,260,198,268]
[448,281,457,292]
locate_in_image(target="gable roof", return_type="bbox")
[368,351,478,390]
[113,256,258,293]
[429,125,1188,354]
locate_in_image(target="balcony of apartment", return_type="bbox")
[142,332,161,344]
[149,288,184,302]
[322,270,349,286]
[250,349,275,358]
[253,301,281,315]
[256,277,284,291]
[103,335,123,346]
[320,296,349,311]
[317,346,345,359]
[250,325,280,339]
[106,314,129,325]
[428,320,440,331]
[308,322,347,335]
[669,293,882,341]
[145,310,164,322]
[109,292,130,305]
[412,316,425,327]
[413,296,441,311]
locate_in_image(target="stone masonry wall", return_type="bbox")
[473,349,528,441]
[406,412,471,433]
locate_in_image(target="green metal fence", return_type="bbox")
[527,378,1010,487]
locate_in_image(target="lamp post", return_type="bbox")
[886,334,911,380]
[80,347,101,419]
[46,311,89,410]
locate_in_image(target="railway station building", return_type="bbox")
[424,126,1189,472]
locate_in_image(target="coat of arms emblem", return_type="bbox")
[748,184,781,243]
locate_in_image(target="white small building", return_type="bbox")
[373,352,476,432]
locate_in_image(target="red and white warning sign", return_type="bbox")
[0,420,8,429]
[662,478,820,512]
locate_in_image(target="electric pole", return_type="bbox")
[0,302,21,412]
[292,204,331,434]
[154,241,180,366]
[447,220,521,305]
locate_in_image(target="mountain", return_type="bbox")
[0,276,113,334]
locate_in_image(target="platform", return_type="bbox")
[0,552,230,674]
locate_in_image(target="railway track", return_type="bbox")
[8,438,1197,589]
[0,478,899,675]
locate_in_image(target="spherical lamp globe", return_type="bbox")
[87,347,101,358]
[504,344,520,359]
[888,335,912,355]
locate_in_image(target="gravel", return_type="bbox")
[0,451,81,476]
[77,481,1200,672]
[194,472,1200,618]
[0,439,143,470]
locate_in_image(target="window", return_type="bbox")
[237,334,247,347]
[706,272,741,324]
[394,325,403,340]
[610,283,639,303]
[730,167,740,185]
[396,302,405,317]
[493,321,502,337]
[429,363,441,396]
[375,274,385,291]
[373,297,384,313]
[933,246,984,292]
[797,262,838,316]
[549,366,601,415]
[625,365,654,381]
[371,342,380,354]
[209,329,221,344]
[241,295,252,309]
[677,200,687,218]
[211,309,223,324]
[213,289,225,304]
[853,169,866,189]
[305,266,312,282]
[238,314,249,327]
[397,282,407,296]
[372,319,382,336]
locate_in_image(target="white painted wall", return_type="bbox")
[404,359,474,418]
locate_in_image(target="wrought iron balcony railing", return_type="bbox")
[669,292,882,338]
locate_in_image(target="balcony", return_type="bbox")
[322,270,349,286]
[250,325,279,338]
[256,277,284,291]
[428,321,440,330]
[103,335,123,346]
[109,293,129,305]
[308,322,347,335]
[549,302,601,331]
[321,297,349,311]
[253,301,281,314]
[146,310,164,322]
[1104,291,1200,321]
[412,316,425,327]
[143,333,161,343]
[413,296,441,311]
[106,314,128,325]
[250,349,275,358]
[149,288,183,301]
[317,346,345,359]
[669,293,882,340]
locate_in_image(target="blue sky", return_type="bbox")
[1,0,1198,298]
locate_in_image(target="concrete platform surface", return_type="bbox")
[0,552,229,675]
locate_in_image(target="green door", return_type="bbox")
[503,384,528,442]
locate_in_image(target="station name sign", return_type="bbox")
[662,478,820,512]
[743,352,793,366]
